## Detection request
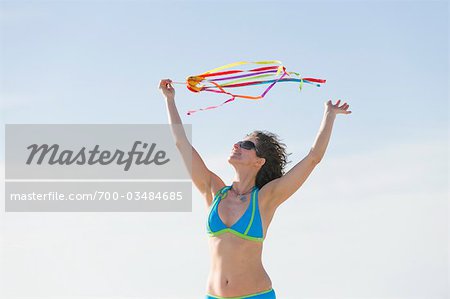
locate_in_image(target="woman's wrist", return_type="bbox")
[325,109,337,117]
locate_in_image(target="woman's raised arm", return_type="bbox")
[260,99,352,210]
[159,79,224,206]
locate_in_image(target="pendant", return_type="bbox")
[239,195,247,202]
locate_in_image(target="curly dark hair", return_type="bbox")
[246,130,291,189]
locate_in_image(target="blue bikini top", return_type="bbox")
[206,185,264,242]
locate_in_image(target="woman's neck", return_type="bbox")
[231,171,256,194]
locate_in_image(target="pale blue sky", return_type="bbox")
[0,1,448,298]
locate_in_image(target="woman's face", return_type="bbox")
[228,136,260,164]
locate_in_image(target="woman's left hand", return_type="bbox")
[325,99,352,115]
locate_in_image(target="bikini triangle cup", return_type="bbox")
[206,186,264,242]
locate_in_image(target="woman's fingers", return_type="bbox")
[326,100,351,109]
[159,79,173,90]
[158,79,176,99]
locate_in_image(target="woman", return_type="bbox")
[159,79,351,299]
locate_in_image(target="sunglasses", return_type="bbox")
[236,140,259,154]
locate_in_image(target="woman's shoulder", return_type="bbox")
[207,174,227,204]
[256,182,277,212]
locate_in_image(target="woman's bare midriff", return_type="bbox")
[206,233,272,297]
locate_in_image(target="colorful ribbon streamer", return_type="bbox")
[179,60,326,115]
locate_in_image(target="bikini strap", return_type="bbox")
[213,185,231,201]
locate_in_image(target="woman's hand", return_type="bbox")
[159,79,175,99]
[325,99,352,115]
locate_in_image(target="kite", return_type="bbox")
[172,60,326,115]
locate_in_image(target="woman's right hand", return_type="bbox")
[159,79,175,99]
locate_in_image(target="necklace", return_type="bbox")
[231,184,256,202]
